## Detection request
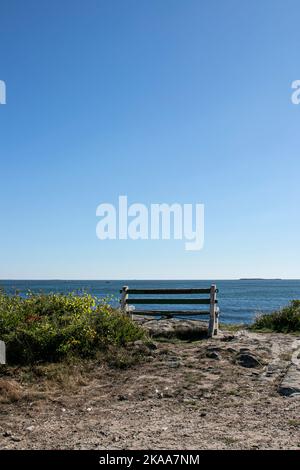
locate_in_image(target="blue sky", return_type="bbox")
[0,0,300,279]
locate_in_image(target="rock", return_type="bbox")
[3,430,12,437]
[132,340,156,354]
[167,356,182,368]
[221,335,235,342]
[240,347,252,353]
[251,371,260,376]
[235,352,262,368]
[279,365,300,396]
[206,351,220,360]
[226,347,237,352]
[155,388,163,398]
[168,362,181,368]
[117,394,128,401]
[11,436,21,442]
[136,318,209,340]
[26,426,34,432]
[206,346,221,359]
[207,345,221,351]
[133,340,145,347]
[145,341,157,350]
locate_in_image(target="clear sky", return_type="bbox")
[0,0,300,279]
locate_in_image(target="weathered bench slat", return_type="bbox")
[126,298,213,305]
[120,288,211,295]
[132,309,211,316]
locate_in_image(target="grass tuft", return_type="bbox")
[0,378,23,403]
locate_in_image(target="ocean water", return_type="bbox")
[1,279,299,324]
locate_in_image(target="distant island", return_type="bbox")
[239,278,282,281]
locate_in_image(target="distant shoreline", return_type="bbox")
[239,278,282,281]
[1,278,296,282]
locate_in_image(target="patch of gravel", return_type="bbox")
[1,328,300,450]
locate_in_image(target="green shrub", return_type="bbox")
[0,292,145,364]
[252,300,300,333]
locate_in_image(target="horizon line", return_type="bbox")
[0,278,298,281]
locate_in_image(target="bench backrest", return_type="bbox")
[120,285,219,337]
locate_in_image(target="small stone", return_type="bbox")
[200,412,207,417]
[206,351,220,360]
[145,342,157,350]
[221,335,235,342]
[168,361,181,368]
[227,347,238,353]
[3,431,12,437]
[26,426,34,432]
[236,352,262,368]
[207,346,221,352]
[239,347,251,353]
[133,340,144,347]
[155,388,163,398]
[11,436,21,442]
[117,394,128,401]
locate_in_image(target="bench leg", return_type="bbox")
[208,284,217,338]
[120,286,129,316]
[208,311,216,338]
[214,310,219,336]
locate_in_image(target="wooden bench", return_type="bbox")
[120,285,219,337]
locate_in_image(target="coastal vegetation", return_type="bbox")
[252,300,300,333]
[1,289,300,368]
[0,291,145,364]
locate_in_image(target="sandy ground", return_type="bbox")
[1,328,300,450]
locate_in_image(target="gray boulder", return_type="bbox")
[235,351,262,368]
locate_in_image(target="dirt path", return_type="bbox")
[1,330,300,449]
